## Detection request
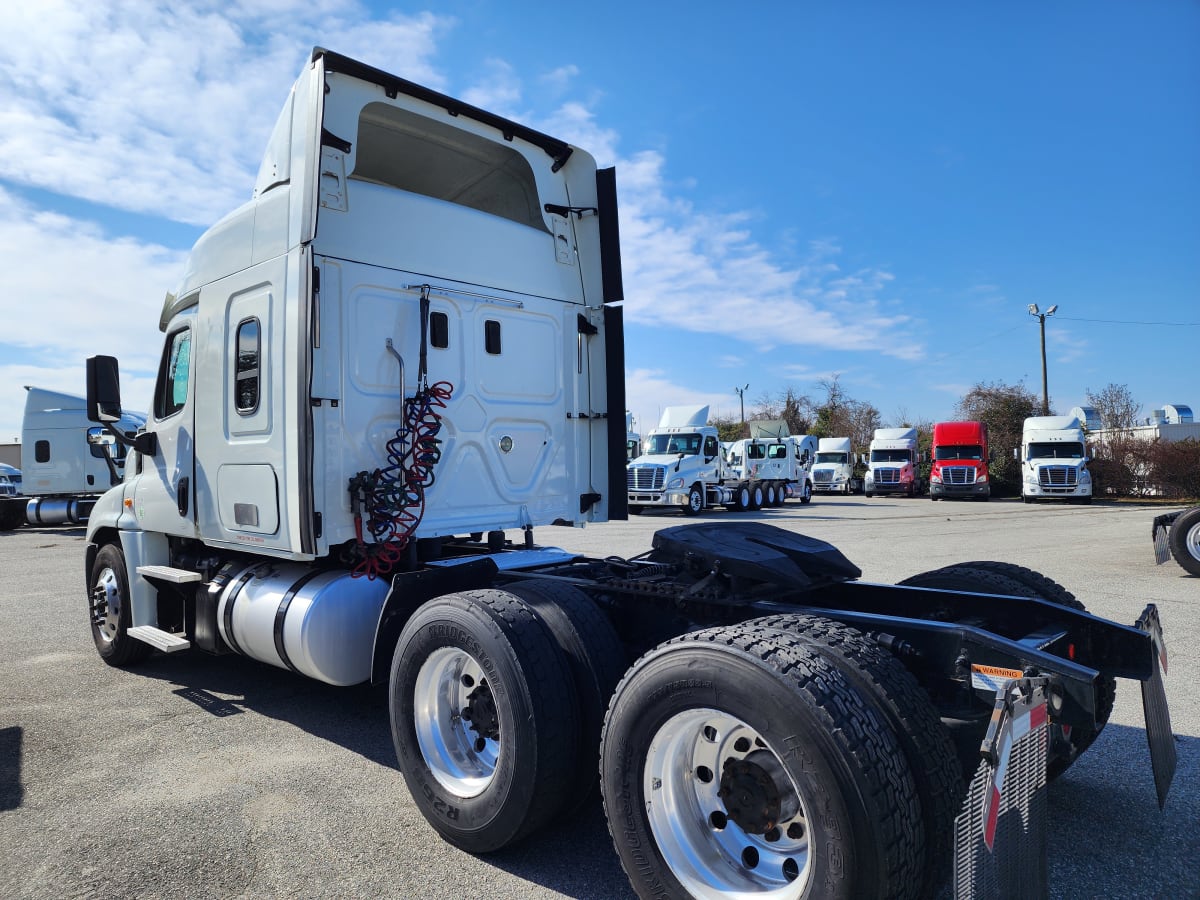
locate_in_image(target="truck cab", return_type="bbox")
[929,421,989,500]
[864,427,921,497]
[627,405,725,514]
[1019,415,1092,504]
[811,436,859,495]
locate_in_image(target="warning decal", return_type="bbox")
[971,664,1024,693]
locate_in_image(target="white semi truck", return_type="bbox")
[80,48,1174,900]
[864,426,923,497]
[0,386,145,529]
[624,412,641,461]
[1019,415,1093,504]
[811,436,862,495]
[724,419,816,505]
[627,405,758,513]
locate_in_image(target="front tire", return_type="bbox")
[1168,506,1200,576]
[601,624,923,900]
[799,480,813,504]
[389,589,578,852]
[89,542,152,667]
[683,485,704,516]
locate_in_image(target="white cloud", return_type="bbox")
[0,187,182,438]
[0,2,451,226]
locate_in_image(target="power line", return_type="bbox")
[1054,315,1200,327]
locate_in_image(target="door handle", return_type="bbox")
[177,476,190,517]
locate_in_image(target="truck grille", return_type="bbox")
[628,467,665,491]
[1039,467,1077,488]
[813,470,833,484]
[874,468,900,485]
[943,466,976,485]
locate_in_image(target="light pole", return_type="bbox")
[1028,304,1058,415]
[734,384,749,425]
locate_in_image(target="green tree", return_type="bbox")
[954,381,1040,496]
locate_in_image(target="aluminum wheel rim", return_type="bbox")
[91,566,121,644]
[1186,521,1200,561]
[413,647,499,798]
[645,708,811,898]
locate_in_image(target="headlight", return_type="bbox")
[930,473,942,483]
[1079,470,1091,483]
[667,477,684,490]
[978,473,988,482]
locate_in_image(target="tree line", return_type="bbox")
[710,378,1198,500]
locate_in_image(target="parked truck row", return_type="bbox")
[626,406,815,514]
[15,49,1176,900]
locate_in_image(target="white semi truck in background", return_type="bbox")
[0,387,146,529]
[78,48,1174,900]
[1019,415,1093,504]
[624,412,641,461]
[724,419,816,505]
[864,426,923,497]
[627,405,759,513]
[811,436,862,495]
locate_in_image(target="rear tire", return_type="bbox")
[748,614,962,898]
[1168,506,1200,576]
[504,580,625,809]
[0,498,25,531]
[749,483,764,509]
[601,624,923,900]
[389,589,578,852]
[899,563,1115,778]
[89,542,152,667]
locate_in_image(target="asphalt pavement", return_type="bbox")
[1,496,1196,899]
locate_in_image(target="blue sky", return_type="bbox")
[1,1,1196,445]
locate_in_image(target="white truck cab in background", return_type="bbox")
[724,420,815,504]
[1019,415,1092,504]
[864,427,922,498]
[4,387,145,526]
[810,436,861,495]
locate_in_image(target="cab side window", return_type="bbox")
[155,328,192,419]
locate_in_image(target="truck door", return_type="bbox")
[132,312,198,538]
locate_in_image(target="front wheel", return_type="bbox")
[1168,506,1200,576]
[89,543,152,667]
[389,589,578,852]
[601,624,923,900]
[799,481,812,504]
[683,485,704,516]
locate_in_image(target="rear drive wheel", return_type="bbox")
[750,483,765,509]
[601,623,923,900]
[1168,507,1200,576]
[389,589,578,852]
[733,485,752,511]
[899,564,1115,778]
[763,483,777,507]
[749,614,962,898]
[504,580,625,808]
[89,543,152,667]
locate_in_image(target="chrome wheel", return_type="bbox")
[1185,520,1200,562]
[413,647,499,798]
[645,708,811,898]
[91,565,121,645]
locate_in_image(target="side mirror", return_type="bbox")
[1012,448,1019,460]
[86,355,123,423]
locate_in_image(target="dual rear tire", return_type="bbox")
[388,584,624,852]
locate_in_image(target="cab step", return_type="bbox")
[136,565,203,584]
[128,626,191,653]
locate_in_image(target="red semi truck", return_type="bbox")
[929,420,990,500]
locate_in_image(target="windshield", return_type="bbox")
[815,452,848,465]
[871,449,911,464]
[648,432,703,456]
[1027,442,1084,460]
[935,444,983,461]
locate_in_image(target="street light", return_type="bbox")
[1028,304,1058,415]
[734,384,749,425]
